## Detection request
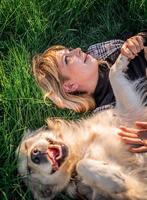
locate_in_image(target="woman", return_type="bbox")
[32,31,147,152]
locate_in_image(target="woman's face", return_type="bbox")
[56,48,98,94]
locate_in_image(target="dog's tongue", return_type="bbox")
[48,147,60,159]
[47,147,60,169]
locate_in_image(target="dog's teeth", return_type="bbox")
[56,147,62,160]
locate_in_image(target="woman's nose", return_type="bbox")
[73,48,81,56]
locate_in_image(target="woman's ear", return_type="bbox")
[62,80,78,93]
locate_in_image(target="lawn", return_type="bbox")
[1,0,147,199]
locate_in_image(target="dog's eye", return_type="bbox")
[46,138,54,144]
[33,149,39,154]
[49,140,54,144]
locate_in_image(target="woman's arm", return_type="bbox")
[118,121,147,153]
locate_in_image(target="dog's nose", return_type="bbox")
[31,148,42,164]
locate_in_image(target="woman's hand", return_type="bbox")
[118,121,147,153]
[121,35,144,59]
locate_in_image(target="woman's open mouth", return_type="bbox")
[84,53,88,63]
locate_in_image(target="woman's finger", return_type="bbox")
[135,36,144,50]
[135,121,147,129]
[121,46,135,59]
[121,137,144,145]
[126,39,138,55]
[118,131,138,138]
[119,126,139,134]
[128,36,143,52]
[129,145,147,153]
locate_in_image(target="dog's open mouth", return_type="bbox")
[47,144,68,173]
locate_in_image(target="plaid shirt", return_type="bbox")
[87,39,124,63]
[87,39,124,113]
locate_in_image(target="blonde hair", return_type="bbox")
[32,45,98,112]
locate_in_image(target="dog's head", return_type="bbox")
[16,119,76,200]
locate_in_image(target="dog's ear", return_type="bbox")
[21,126,48,141]
[21,129,33,141]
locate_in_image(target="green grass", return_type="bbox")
[1,0,147,199]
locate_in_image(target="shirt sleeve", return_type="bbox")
[87,39,124,63]
[93,102,116,113]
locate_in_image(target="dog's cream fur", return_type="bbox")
[17,52,147,200]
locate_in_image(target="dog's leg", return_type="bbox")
[109,54,143,112]
[76,159,127,199]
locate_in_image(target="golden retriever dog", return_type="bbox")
[16,52,147,200]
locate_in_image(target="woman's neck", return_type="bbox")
[78,63,99,95]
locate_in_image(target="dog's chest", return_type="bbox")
[83,142,106,161]
[81,126,125,162]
